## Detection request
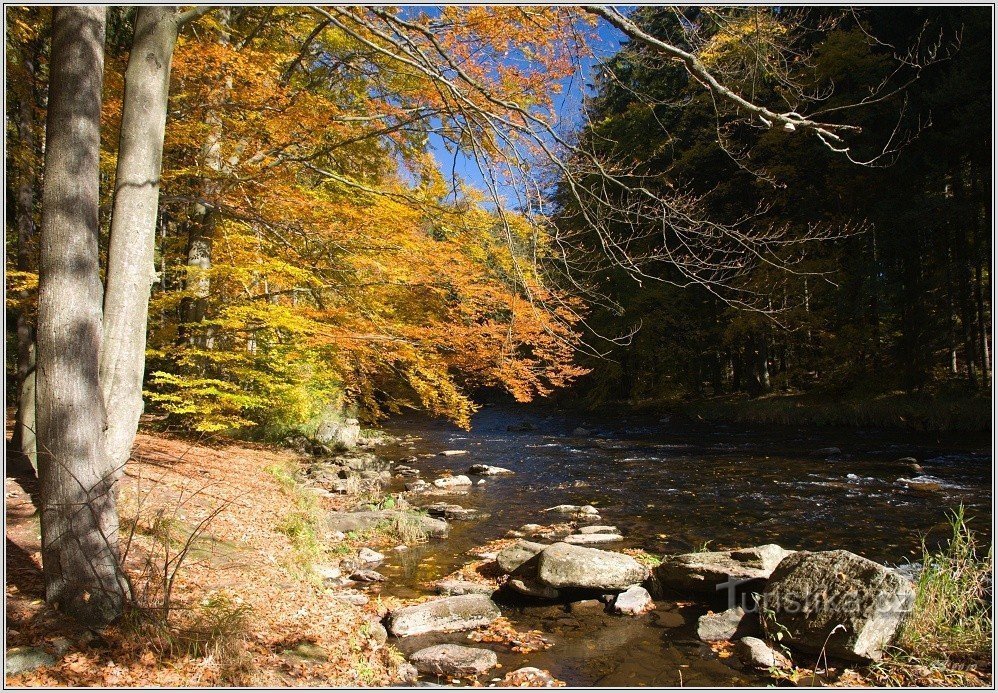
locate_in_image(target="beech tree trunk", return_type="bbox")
[101,7,183,477]
[36,6,125,627]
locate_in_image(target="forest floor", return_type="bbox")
[5,427,405,687]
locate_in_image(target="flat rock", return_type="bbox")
[326,510,449,538]
[423,503,480,520]
[385,594,502,637]
[439,450,469,456]
[432,475,472,489]
[468,464,514,476]
[496,540,548,574]
[655,544,792,596]
[359,547,386,564]
[537,542,649,591]
[578,525,619,534]
[735,636,792,670]
[696,606,760,642]
[543,504,599,515]
[898,476,943,492]
[350,569,385,582]
[761,549,915,661]
[409,644,498,677]
[434,580,496,597]
[508,577,561,600]
[613,585,655,615]
[563,533,623,545]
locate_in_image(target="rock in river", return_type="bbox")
[735,636,792,670]
[761,549,915,661]
[409,644,498,677]
[468,464,514,476]
[578,525,619,534]
[385,594,502,637]
[537,542,649,591]
[496,539,548,574]
[655,544,792,596]
[434,580,496,597]
[508,577,561,600]
[432,475,472,489]
[613,585,655,615]
[696,606,760,642]
[563,533,623,545]
[326,510,449,538]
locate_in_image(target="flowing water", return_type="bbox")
[370,405,991,686]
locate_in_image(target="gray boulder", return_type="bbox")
[496,540,547,574]
[736,636,792,670]
[761,549,916,661]
[655,544,792,596]
[326,510,449,538]
[537,542,649,591]
[696,606,761,642]
[409,644,498,677]
[432,475,472,489]
[385,594,501,637]
[5,646,57,676]
[613,585,655,615]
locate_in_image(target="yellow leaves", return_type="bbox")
[698,9,791,72]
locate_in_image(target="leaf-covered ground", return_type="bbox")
[5,428,401,687]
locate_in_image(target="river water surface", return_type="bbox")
[371,406,991,686]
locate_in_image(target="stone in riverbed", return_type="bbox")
[326,510,449,538]
[613,585,655,615]
[898,476,942,492]
[578,525,619,534]
[350,569,385,582]
[385,594,502,637]
[432,475,472,489]
[563,533,624,545]
[409,644,498,677]
[655,544,792,596]
[434,580,496,597]
[761,549,915,661]
[735,636,792,670]
[543,504,599,515]
[422,503,481,520]
[358,547,385,564]
[496,540,548,574]
[508,577,561,600]
[406,479,431,493]
[501,667,561,687]
[536,542,649,591]
[468,464,514,476]
[439,450,469,456]
[696,606,760,642]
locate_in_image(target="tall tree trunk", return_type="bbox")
[12,40,40,470]
[36,6,125,627]
[100,7,183,478]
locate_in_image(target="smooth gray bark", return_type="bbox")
[36,6,125,627]
[100,7,183,477]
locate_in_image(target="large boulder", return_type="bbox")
[696,606,761,642]
[315,409,361,450]
[655,544,792,596]
[760,549,915,661]
[496,540,548,574]
[325,510,449,538]
[536,542,649,591]
[385,594,502,637]
[409,644,498,677]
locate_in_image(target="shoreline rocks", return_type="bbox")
[696,606,761,642]
[409,644,498,677]
[537,542,649,591]
[655,544,792,597]
[761,549,916,661]
[326,510,449,538]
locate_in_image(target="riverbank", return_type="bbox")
[623,390,992,435]
[5,430,406,686]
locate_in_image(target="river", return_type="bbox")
[370,405,991,686]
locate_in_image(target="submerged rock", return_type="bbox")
[496,540,548,574]
[536,542,648,591]
[735,636,792,670]
[434,580,496,597]
[613,585,655,615]
[696,606,760,642]
[761,549,915,661]
[655,544,792,596]
[326,510,449,538]
[385,594,502,637]
[409,644,498,677]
